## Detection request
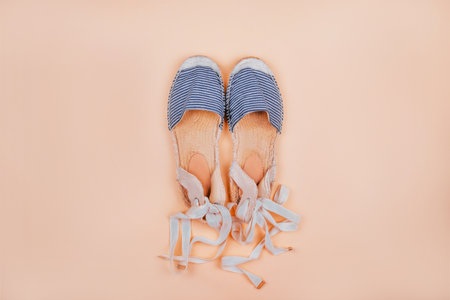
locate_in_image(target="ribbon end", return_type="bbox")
[256,280,266,289]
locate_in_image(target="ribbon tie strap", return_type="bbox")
[221,162,301,288]
[160,167,232,272]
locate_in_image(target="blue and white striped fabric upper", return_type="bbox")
[226,58,283,133]
[168,56,225,130]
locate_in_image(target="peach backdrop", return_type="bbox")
[1,0,449,299]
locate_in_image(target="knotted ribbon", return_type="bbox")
[221,162,301,288]
[160,167,232,272]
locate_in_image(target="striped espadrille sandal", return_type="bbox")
[160,56,231,272]
[221,58,301,288]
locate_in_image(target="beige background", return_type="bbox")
[1,0,450,299]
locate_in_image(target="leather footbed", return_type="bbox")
[230,111,277,203]
[172,110,223,204]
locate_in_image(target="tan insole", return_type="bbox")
[172,110,220,198]
[231,111,277,202]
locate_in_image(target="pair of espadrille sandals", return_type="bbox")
[160,56,301,288]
